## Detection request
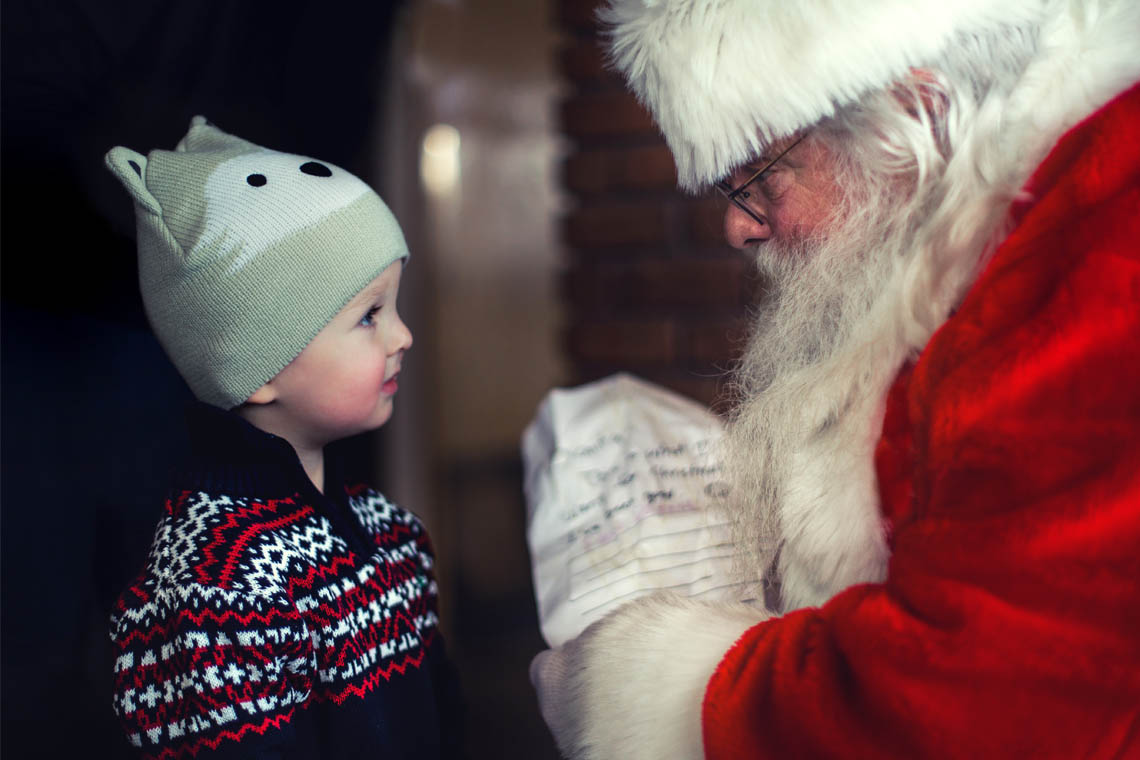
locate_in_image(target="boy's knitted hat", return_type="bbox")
[105,116,409,409]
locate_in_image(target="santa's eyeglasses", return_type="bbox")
[713,134,807,226]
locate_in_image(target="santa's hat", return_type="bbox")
[600,0,1045,190]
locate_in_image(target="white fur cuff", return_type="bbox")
[552,594,767,760]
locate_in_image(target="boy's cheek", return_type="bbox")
[316,365,390,424]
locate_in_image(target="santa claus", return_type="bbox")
[530,0,1140,757]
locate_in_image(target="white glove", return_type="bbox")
[530,642,583,757]
[527,594,766,760]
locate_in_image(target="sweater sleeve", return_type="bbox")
[110,581,315,759]
[701,83,1140,759]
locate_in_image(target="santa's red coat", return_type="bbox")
[703,83,1140,758]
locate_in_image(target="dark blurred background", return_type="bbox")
[1,0,748,757]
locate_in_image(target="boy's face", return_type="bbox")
[260,261,412,447]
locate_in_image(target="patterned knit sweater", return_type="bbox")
[110,403,462,759]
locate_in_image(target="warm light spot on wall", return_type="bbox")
[420,123,461,195]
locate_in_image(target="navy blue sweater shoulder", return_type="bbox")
[110,403,463,759]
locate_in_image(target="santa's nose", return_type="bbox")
[724,202,771,249]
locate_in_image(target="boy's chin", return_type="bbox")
[332,400,395,440]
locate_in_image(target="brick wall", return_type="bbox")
[556,0,757,411]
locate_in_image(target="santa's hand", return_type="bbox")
[529,619,616,758]
[530,644,582,755]
[527,595,766,760]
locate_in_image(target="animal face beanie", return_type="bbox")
[105,116,409,408]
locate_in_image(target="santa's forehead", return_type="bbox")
[724,133,805,173]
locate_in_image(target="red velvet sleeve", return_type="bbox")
[703,83,1140,759]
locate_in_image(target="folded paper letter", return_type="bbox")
[523,373,758,647]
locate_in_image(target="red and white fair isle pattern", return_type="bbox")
[110,486,439,756]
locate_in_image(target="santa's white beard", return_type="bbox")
[724,172,917,611]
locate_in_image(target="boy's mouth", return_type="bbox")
[381,371,400,394]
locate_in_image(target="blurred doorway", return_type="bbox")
[377,2,567,757]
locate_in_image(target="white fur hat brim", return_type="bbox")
[600,0,1044,190]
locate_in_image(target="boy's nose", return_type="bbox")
[392,318,413,353]
[724,203,771,249]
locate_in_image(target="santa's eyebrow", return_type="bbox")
[741,135,804,171]
[752,145,792,165]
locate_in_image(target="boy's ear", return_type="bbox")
[245,383,278,405]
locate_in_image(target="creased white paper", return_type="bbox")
[523,373,755,647]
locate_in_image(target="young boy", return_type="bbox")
[104,116,460,759]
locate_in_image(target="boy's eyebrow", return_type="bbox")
[351,281,388,307]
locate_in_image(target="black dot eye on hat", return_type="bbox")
[247,173,267,187]
[299,161,332,177]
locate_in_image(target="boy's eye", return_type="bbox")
[360,306,381,327]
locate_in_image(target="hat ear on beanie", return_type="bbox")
[176,114,259,154]
[104,147,162,216]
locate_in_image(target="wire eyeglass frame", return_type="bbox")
[713,134,807,226]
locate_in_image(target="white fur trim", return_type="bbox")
[1003,0,1140,165]
[779,393,891,609]
[600,0,1045,189]
[554,594,766,760]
